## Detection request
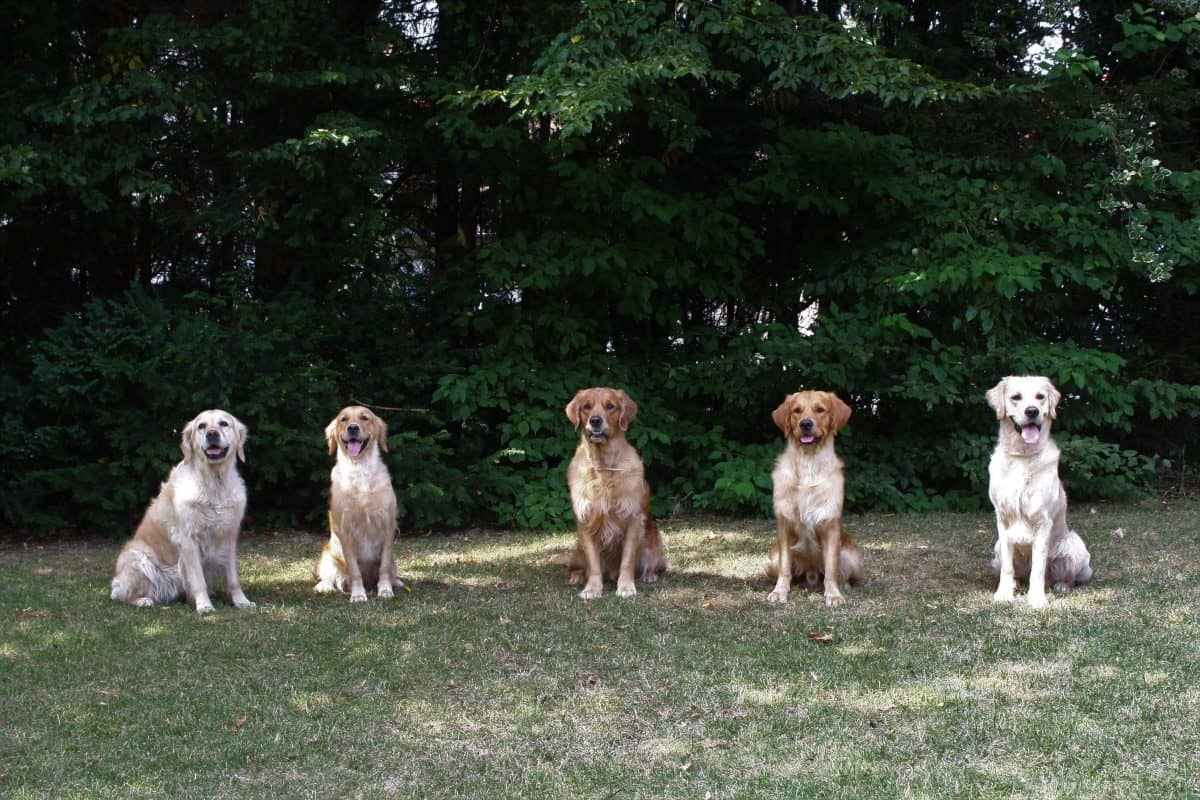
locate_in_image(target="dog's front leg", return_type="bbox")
[219,533,254,609]
[377,527,397,599]
[338,534,368,603]
[993,515,1016,604]
[615,516,644,598]
[767,519,793,603]
[820,524,846,607]
[177,538,214,614]
[1027,523,1051,609]
[578,525,604,600]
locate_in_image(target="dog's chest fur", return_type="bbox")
[569,440,643,545]
[989,434,1062,536]
[165,461,246,546]
[772,442,843,533]
[332,448,391,497]
[330,449,395,540]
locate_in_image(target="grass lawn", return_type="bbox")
[1,502,1198,799]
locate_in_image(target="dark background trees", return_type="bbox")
[2,0,1197,536]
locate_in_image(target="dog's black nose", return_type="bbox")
[205,430,221,444]
[799,418,815,430]
[1024,406,1039,419]
[347,424,360,436]
[588,416,603,428]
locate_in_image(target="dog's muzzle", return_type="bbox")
[797,419,821,445]
[1014,410,1042,444]
[203,431,228,460]
[587,416,607,442]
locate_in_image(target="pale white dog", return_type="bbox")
[110,410,254,614]
[986,376,1092,608]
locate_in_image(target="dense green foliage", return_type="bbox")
[2,1,1199,535]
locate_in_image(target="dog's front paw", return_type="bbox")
[1027,592,1049,609]
[378,585,394,599]
[1051,581,1074,596]
[313,580,339,595]
[195,601,215,615]
[616,581,637,598]
[349,590,368,603]
[642,571,660,584]
[824,591,845,608]
[767,589,789,604]
[993,589,1015,604]
[134,597,155,608]
[579,582,602,600]
[233,597,257,610]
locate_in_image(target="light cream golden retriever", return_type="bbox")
[110,410,254,614]
[766,390,863,606]
[559,387,667,599]
[986,376,1092,607]
[313,405,402,602]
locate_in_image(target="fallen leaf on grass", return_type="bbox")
[235,715,247,729]
[807,631,836,644]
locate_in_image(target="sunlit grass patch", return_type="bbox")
[0,502,1197,798]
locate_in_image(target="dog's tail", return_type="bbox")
[1074,533,1093,584]
[549,554,578,573]
[109,577,128,602]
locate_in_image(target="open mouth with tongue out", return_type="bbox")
[1014,421,1041,444]
[204,445,229,461]
[797,432,823,446]
[344,437,369,457]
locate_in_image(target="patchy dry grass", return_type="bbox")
[1,503,1198,799]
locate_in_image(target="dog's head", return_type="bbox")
[181,409,247,466]
[325,405,388,459]
[565,387,637,444]
[986,375,1061,445]
[772,390,851,448]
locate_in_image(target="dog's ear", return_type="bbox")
[180,417,197,460]
[828,393,852,433]
[1044,379,1062,420]
[325,415,340,455]
[986,378,1009,420]
[616,389,638,431]
[772,395,794,435]
[232,415,248,463]
[377,415,389,453]
[565,390,586,430]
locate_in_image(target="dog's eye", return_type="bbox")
[815,406,825,414]
[341,416,348,422]
[605,402,615,410]
[1035,393,1045,401]
[197,422,206,430]
[583,403,592,411]
[360,414,369,421]
[1011,394,1022,402]
[218,420,228,427]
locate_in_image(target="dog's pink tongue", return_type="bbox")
[347,440,364,457]
[1021,425,1040,444]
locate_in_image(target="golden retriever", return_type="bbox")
[110,410,254,614]
[313,405,402,602]
[560,387,667,599]
[766,390,863,606]
[986,376,1092,607]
